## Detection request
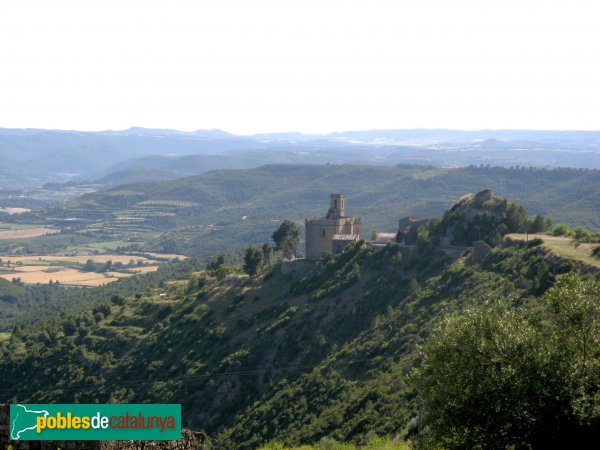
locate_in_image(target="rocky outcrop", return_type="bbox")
[470,240,492,263]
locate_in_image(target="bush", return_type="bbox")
[527,237,544,247]
[552,223,571,236]
[415,273,600,448]
[574,226,591,240]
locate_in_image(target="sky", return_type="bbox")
[0,0,599,134]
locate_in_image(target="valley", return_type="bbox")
[2,164,599,262]
[3,1,600,446]
[1,185,599,448]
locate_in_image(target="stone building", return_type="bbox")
[305,194,361,260]
[396,216,430,244]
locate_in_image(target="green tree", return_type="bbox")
[82,259,97,272]
[262,242,273,267]
[415,227,431,252]
[207,255,225,271]
[97,260,113,273]
[414,300,564,448]
[272,220,300,260]
[573,226,591,240]
[529,213,548,233]
[545,273,600,425]
[553,223,571,236]
[415,275,600,447]
[408,278,421,296]
[244,247,263,276]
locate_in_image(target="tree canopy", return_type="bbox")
[414,273,600,448]
[272,220,300,260]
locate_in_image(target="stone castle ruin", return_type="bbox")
[396,216,430,245]
[305,194,361,260]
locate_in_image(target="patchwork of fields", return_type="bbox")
[0,253,182,287]
[0,268,121,286]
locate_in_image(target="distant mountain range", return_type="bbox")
[1,127,600,190]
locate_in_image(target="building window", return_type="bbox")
[322,229,325,237]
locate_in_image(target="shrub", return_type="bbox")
[552,223,571,236]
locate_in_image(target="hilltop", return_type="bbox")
[2,193,598,448]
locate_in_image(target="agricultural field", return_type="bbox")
[0,253,180,287]
[0,222,46,230]
[0,211,186,286]
[0,227,60,240]
[0,254,157,264]
[0,268,120,286]
[0,207,31,215]
[507,234,600,269]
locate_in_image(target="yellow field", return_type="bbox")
[0,268,119,286]
[0,207,31,215]
[0,251,173,287]
[7,265,65,272]
[0,227,60,240]
[507,234,600,269]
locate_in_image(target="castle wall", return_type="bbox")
[305,219,339,259]
[305,217,361,260]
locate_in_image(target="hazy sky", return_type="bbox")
[1,1,599,134]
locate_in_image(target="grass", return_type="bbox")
[507,234,600,268]
[80,240,131,251]
[0,222,41,230]
[0,227,60,240]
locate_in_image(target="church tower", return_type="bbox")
[305,193,361,260]
[326,194,345,219]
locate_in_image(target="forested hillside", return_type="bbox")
[2,194,598,448]
[11,164,600,257]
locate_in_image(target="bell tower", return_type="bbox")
[326,194,345,220]
[305,193,360,260]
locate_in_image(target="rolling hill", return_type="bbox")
[2,127,600,190]
[13,164,600,257]
[1,193,598,448]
